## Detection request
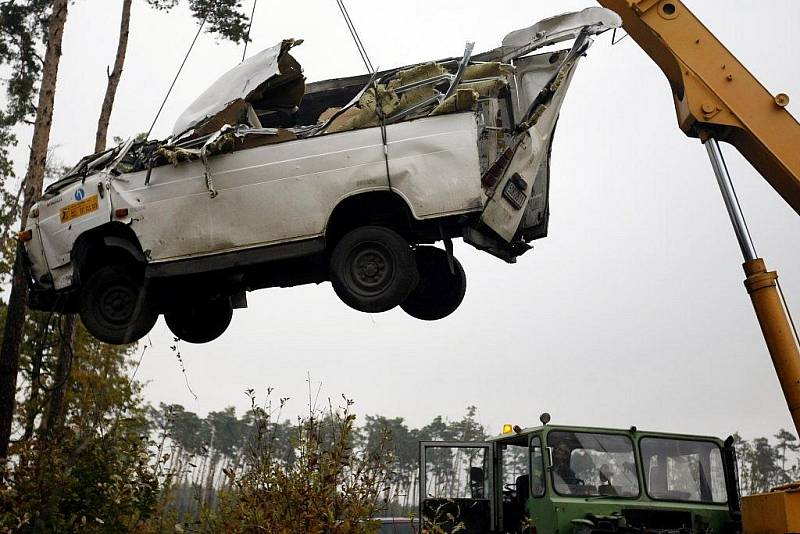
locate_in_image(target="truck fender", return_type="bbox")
[103,236,146,264]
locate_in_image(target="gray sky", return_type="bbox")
[6,0,800,440]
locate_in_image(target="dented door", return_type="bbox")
[479,51,583,244]
[466,8,620,260]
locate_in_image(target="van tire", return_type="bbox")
[401,247,466,321]
[79,265,157,344]
[164,297,233,344]
[330,226,418,313]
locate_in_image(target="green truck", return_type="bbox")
[419,418,742,533]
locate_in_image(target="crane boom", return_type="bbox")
[596,0,800,437]
[595,2,800,526]
[597,0,800,216]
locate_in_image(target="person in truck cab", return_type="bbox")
[552,443,580,487]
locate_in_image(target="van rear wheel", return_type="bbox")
[401,246,466,321]
[79,265,157,344]
[164,297,233,344]
[330,226,418,313]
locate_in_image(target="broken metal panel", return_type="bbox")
[172,39,304,138]
[509,50,569,123]
[477,46,584,243]
[498,7,620,61]
[110,112,482,263]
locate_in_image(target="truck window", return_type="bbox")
[547,431,639,498]
[501,442,529,495]
[640,437,727,504]
[530,436,545,497]
[424,446,490,499]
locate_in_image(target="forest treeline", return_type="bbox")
[145,401,800,511]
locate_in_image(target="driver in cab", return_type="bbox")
[552,443,581,492]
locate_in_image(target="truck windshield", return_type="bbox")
[640,437,727,504]
[547,431,639,498]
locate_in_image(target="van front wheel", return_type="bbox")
[79,265,157,344]
[330,226,418,313]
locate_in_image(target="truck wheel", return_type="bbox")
[330,226,418,313]
[79,265,157,344]
[401,247,466,321]
[164,297,233,344]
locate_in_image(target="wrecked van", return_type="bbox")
[21,8,620,345]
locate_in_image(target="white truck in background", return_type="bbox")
[20,9,620,345]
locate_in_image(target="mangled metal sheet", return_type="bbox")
[499,7,621,60]
[172,39,304,138]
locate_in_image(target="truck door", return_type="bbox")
[419,441,496,533]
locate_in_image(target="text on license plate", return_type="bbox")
[60,195,99,223]
[502,180,527,210]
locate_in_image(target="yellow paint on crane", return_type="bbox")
[741,483,800,534]
[597,0,800,217]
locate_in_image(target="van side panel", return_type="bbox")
[110,112,483,263]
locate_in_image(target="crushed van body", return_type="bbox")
[23,8,620,345]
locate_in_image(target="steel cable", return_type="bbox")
[146,16,208,139]
[241,0,258,62]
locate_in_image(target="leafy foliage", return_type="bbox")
[144,0,250,43]
[0,424,158,533]
[0,0,51,123]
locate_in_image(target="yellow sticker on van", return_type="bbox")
[60,194,99,223]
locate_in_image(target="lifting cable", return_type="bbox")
[241,0,258,62]
[146,16,208,140]
[335,0,374,73]
[333,0,392,190]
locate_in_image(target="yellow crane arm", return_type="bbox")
[596,3,800,525]
[597,0,800,216]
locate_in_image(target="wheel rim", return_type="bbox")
[346,242,395,297]
[98,283,137,325]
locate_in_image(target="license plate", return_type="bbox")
[502,179,527,210]
[60,194,99,223]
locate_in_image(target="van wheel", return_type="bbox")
[330,226,418,313]
[401,247,466,321]
[79,265,157,344]
[164,297,233,344]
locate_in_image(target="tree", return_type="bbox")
[747,437,781,494]
[0,0,69,461]
[95,0,133,154]
[773,429,799,483]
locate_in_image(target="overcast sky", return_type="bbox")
[6,0,800,441]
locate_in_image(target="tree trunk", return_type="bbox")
[38,316,75,439]
[95,0,132,154]
[42,0,133,440]
[0,0,69,460]
[22,314,51,441]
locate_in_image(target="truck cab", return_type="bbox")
[419,422,742,534]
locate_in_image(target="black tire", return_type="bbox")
[330,226,418,313]
[401,247,466,321]
[164,297,233,344]
[79,265,157,344]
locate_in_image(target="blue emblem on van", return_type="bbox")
[74,188,86,201]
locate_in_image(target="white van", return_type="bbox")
[21,8,619,344]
